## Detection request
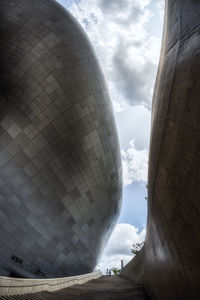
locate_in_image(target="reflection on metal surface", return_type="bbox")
[0,0,122,278]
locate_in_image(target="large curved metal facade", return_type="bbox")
[121,1,200,299]
[0,0,122,278]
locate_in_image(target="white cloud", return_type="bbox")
[122,140,148,186]
[63,0,161,108]
[98,223,146,274]
[156,0,165,22]
[112,100,126,113]
[115,105,151,149]
[55,0,154,273]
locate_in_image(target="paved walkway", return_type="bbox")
[0,276,150,300]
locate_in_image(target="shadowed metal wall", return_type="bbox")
[121,1,200,299]
[0,0,122,278]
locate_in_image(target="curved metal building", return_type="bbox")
[0,0,122,278]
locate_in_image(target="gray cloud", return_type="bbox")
[98,0,143,25]
[99,224,146,273]
[113,43,157,107]
[99,0,129,12]
[63,0,160,109]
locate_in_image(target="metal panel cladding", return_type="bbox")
[0,0,122,278]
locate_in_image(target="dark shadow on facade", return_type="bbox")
[121,1,200,299]
[0,0,122,278]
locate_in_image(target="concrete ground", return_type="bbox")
[0,276,150,300]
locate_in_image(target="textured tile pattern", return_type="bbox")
[0,276,150,300]
[0,0,122,278]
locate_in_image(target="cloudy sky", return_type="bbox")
[56,0,165,273]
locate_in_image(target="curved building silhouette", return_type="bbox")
[121,1,200,299]
[0,0,122,278]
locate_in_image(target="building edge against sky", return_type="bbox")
[0,0,122,278]
[121,1,200,299]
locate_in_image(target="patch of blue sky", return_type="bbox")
[55,0,164,240]
[118,182,148,232]
[146,0,164,38]
[56,0,80,9]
